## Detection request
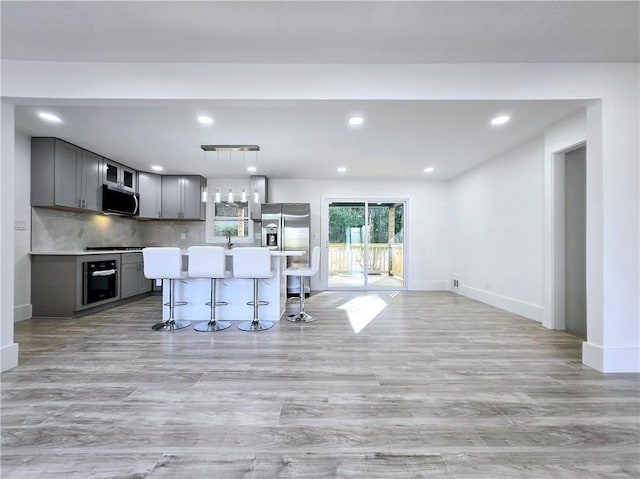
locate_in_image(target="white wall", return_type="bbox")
[269,178,450,291]
[1,102,19,371]
[14,130,31,322]
[450,137,545,321]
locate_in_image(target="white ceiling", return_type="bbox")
[2,1,638,63]
[14,100,587,179]
[3,1,636,180]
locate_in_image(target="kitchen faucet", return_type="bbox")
[226,231,233,249]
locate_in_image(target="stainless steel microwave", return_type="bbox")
[102,185,139,216]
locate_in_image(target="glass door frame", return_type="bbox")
[321,196,408,291]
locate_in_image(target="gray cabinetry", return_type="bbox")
[120,253,151,298]
[32,138,102,212]
[103,159,137,193]
[161,175,206,220]
[137,172,162,219]
[31,254,121,318]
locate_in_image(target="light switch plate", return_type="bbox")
[14,221,26,231]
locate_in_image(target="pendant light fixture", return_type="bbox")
[253,150,260,203]
[201,149,208,202]
[214,151,221,203]
[200,145,261,205]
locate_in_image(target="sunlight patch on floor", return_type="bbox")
[337,294,388,333]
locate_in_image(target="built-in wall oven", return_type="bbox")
[83,259,118,305]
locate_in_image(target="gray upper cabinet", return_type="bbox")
[161,175,206,220]
[32,138,102,212]
[137,172,162,219]
[103,159,137,193]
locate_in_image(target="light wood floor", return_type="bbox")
[2,291,639,478]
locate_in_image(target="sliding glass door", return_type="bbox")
[326,200,406,289]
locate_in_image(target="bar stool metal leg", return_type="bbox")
[159,278,190,331]
[238,279,273,331]
[195,278,231,332]
[287,276,317,322]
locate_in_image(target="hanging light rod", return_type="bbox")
[201,145,260,152]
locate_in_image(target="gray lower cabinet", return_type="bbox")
[31,137,102,212]
[137,172,162,219]
[120,253,151,298]
[31,254,121,318]
[161,175,206,220]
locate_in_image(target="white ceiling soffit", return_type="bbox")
[1,1,638,64]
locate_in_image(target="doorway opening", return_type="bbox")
[325,200,406,289]
[564,145,587,338]
[550,143,587,338]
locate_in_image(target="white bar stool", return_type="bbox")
[142,247,190,331]
[284,246,320,322]
[188,246,232,332]
[232,247,274,332]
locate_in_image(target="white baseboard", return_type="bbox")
[454,285,544,322]
[583,342,640,373]
[410,281,449,291]
[14,303,32,322]
[1,343,19,372]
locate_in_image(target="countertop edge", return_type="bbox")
[30,249,304,256]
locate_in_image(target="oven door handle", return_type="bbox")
[91,269,117,277]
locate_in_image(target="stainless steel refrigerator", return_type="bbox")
[261,203,310,295]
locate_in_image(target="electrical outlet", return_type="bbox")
[452,278,460,288]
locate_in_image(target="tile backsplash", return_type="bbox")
[31,207,209,251]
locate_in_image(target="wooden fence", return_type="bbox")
[328,243,403,277]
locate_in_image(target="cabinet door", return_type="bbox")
[54,140,81,208]
[137,264,152,294]
[138,172,162,218]
[181,176,203,220]
[121,166,137,192]
[103,160,137,193]
[161,176,182,219]
[120,262,139,299]
[104,160,120,186]
[80,150,102,211]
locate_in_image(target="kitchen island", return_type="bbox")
[162,250,303,322]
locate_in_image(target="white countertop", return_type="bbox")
[30,250,143,256]
[30,249,304,256]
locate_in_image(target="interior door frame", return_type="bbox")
[321,196,408,291]
[544,139,587,332]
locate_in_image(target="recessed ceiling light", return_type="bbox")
[151,165,163,172]
[490,115,510,126]
[348,116,364,126]
[424,167,435,173]
[337,167,347,173]
[197,115,213,125]
[246,166,257,172]
[38,112,62,123]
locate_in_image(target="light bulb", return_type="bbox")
[201,188,207,203]
[214,188,221,203]
[241,188,247,203]
[253,189,260,203]
[228,189,234,203]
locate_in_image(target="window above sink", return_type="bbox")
[206,200,254,244]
